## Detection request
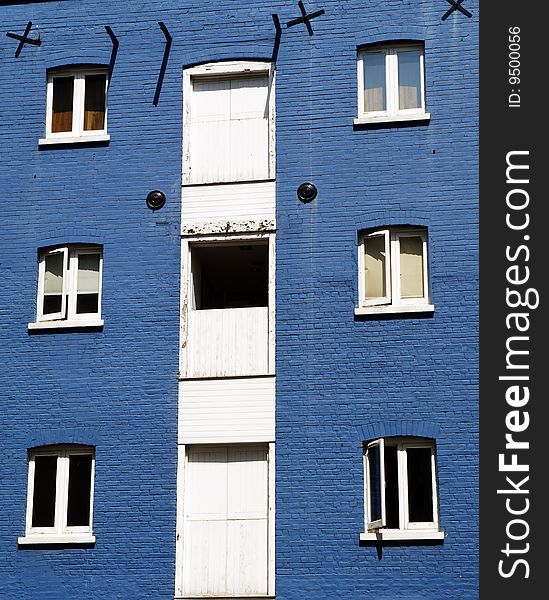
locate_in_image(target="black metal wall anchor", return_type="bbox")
[153,21,173,107]
[105,26,119,78]
[441,0,472,21]
[271,14,282,62]
[6,21,41,58]
[286,1,325,36]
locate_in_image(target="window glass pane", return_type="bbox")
[67,454,93,527]
[364,235,386,300]
[368,444,383,523]
[384,444,399,528]
[363,52,386,112]
[399,236,424,298]
[43,252,64,315]
[52,76,74,133]
[398,50,421,110]
[407,447,434,522]
[84,74,106,131]
[31,456,57,527]
[76,253,100,314]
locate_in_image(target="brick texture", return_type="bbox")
[0,1,478,598]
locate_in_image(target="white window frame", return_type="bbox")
[356,227,434,316]
[182,60,276,185]
[355,43,430,125]
[361,438,444,541]
[30,245,104,330]
[18,446,96,545]
[39,67,110,145]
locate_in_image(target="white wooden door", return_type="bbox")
[183,445,269,596]
[190,75,270,184]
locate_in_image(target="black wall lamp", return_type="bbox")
[146,190,166,211]
[297,182,317,203]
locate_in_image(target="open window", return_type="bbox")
[19,445,95,545]
[362,437,443,541]
[40,67,109,145]
[357,227,433,315]
[190,241,268,310]
[183,235,273,378]
[30,245,103,329]
[365,439,385,530]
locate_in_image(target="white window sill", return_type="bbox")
[354,113,430,126]
[176,597,274,600]
[28,319,104,331]
[18,534,96,545]
[38,134,110,146]
[182,177,276,187]
[360,529,445,541]
[355,304,434,316]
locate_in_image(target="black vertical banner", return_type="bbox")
[481,3,548,598]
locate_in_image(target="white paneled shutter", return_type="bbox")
[190,75,270,184]
[183,445,269,596]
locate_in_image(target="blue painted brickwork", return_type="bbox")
[0,1,478,598]
[275,1,478,599]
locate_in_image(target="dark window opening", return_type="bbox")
[407,447,434,522]
[368,444,382,523]
[52,76,74,133]
[384,444,400,528]
[67,455,93,526]
[192,242,268,309]
[31,456,57,527]
[84,74,106,131]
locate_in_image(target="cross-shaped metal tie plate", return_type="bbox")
[6,21,41,58]
[287,1,325,36]
[441,0,472,21]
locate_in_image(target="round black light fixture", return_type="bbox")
[297,182,317,203]
[146,190,166,211]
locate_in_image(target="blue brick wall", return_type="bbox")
[275,1,478,598]
[0,1,478,598]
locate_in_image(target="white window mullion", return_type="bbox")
[399,444,410,530]
[384,230,392,304]
[45,78,54,136]
[357,53,365,120]
[73,73,84,137]
[420,51,426,111]
[87,455,96,531]
[66,251,78,321]
[56,454,68,534]
[430,448,439,527]
[390,233,400,304]
[422,235,430,303]
[387,50,398,115]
